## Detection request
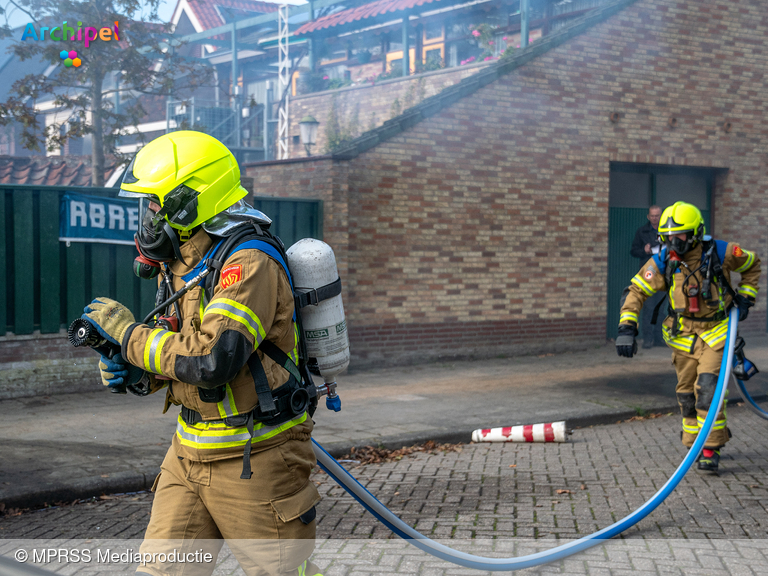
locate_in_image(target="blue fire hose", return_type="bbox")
[312,308,740,571]
[732,374,768,420]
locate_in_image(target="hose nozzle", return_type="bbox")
[68,318,106,348]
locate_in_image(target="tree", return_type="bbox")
[0,0,214,185]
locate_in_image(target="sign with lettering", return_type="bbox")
[60,192,139,245]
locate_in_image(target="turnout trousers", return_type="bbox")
[671,337,730,449]
[138,439,322,576]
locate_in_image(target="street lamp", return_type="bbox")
[299,115,319,157]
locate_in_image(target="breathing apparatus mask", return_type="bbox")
[664,232,695,256]
[131,188,198,278]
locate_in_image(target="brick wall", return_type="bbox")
[288,61,492,157]
[0,331,100,399]
[250,0,768,368]
[247,157,350,285]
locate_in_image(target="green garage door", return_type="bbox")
[607,164,715,340]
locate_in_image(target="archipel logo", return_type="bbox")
[21,21,120,49]
[60,50,81,68]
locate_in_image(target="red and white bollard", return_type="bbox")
[471,421,568,443]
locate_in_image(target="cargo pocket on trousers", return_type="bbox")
[271,481,321,524]
[271,481,321,573]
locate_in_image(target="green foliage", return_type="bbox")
[402,83,416,110]
[327,78,353,90]
[0,0,213,185]
[377,66,405,82]
[413,59,445,74]
[389,98,401,119]
[323,95,360,153]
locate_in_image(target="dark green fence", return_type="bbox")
[251,196,323,249]
[1,185,323,335]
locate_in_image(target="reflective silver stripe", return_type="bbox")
[220,384,236,418]
[175,413,308,449]
[148,329,172,373]
[176,423,253,445]
[206,301,264,344]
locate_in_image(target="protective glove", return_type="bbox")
[616,324,638,358]
[734,294,755,322]
[98,353,144,389]
[82,297,136,346]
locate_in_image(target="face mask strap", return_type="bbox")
[163,221,188,267]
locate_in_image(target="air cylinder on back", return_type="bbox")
[286,239,350,384]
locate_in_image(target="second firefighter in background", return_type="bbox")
[616,201,760,474]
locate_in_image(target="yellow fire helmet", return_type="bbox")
[119,131,247,231]
[658,201,705,255]
[118,131,249,271]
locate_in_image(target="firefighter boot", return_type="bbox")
[697,448,720,474]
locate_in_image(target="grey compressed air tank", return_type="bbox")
[286,239,349,382]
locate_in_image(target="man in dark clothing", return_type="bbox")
[630,205,664,348]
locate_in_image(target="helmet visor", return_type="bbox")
[138,196,164,235]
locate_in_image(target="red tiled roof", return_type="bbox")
[0,157,118,187]
[186,0,279,31]
[295,0,443,35]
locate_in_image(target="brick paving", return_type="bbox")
[2,406,768,574]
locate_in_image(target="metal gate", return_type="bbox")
[1,185,323,335]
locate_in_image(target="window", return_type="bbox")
[320,47,348,65]
[423,46,444,66]
[424,22,444,43]
[386,48,415,72]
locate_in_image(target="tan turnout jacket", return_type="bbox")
[122,230,312,461]
[619,241,760,353]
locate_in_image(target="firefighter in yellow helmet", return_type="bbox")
[616,201,761,474]
[81,131,323,576]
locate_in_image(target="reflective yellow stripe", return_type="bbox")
[175,412,307,450]
[739,284,758,298]
[620,312,638,324]
[143,328,174,374]
[700,320,728,347]
[290,324,300,365]
[668,278,677,310]
[698,416,727,431]
[734,250,755,273]
[631,275,655,296]
[662,326,695,353]
[682,420,699,433]
[205,298,266,344]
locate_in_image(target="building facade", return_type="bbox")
[247,0,768,367]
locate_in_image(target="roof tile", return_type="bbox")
[0,157,118,187]
[186,0,279,31]
[295,0,443,35]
